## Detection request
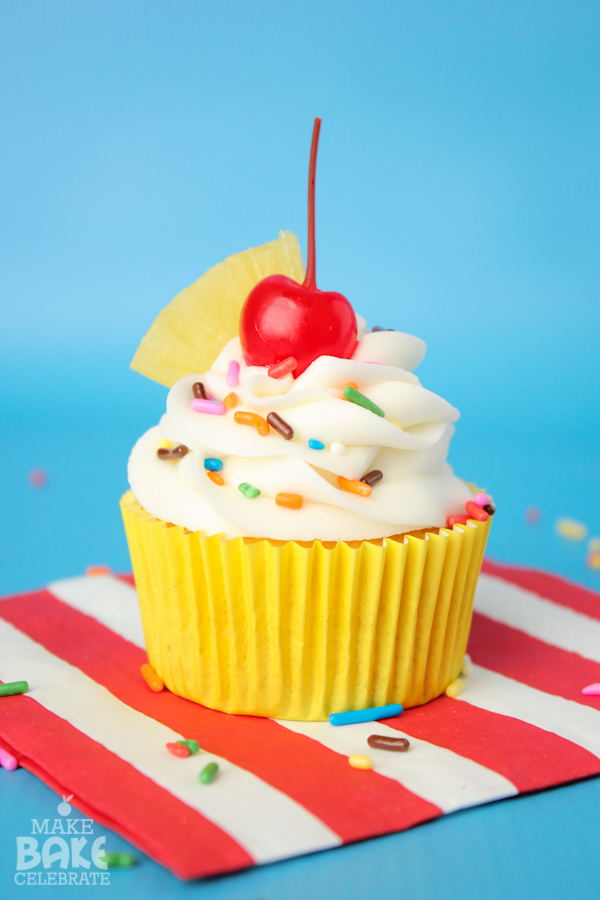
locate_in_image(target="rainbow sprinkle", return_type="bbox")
[343,385,384,417]
[238,482,260,499]
[227,360,240,387]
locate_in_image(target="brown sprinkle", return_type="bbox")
[367,734,410,752]
[157,445,189,460]
[192,382,207,400]
[483,504,496,515]
[266,412,294,440]
[361,470,383,487]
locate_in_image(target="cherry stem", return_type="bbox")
[302,116,321,291]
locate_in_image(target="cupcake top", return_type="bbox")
[128,122,473,540]
[128,319,472,541]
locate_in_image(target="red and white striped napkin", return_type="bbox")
[0,559,599,880]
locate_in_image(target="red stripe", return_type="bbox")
[384,696,600,791]
[469,612,600,711]
[0,690,252,879]
[482,558,600,621]
[0,591,441,845]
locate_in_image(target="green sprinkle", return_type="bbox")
[99,852,137,869]
[238,482,261,499]
[0,681,28,697]
[176,739,200,754]
[199,762,219,784]
[343,386,385,417]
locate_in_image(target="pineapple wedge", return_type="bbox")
[130,231,305,387]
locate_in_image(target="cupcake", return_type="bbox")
[122,120,492,720]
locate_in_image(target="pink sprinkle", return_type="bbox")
[0,748,18,771]
[268,356,297,379]
[473,493,489,507]
[227,360,240,387]
[525,506,541,524]
[582,683,600,696]
[28,468,47,488]
[362,361,385,365]
[191,399,226,415]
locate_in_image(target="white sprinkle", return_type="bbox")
[461,653,474,678]
[330,442,347,455]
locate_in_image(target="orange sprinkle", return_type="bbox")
[224,392,238,409]
[337,475,372,497]
[140,663,164,692]
[587,552,600,571]
[85,564,111,577]
[207,470,224,486]
[275,493,303,509]
[234,411,270,436]
[342,382,358,401]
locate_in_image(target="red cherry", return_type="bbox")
[240,275,357,376]
[240,118,357,377]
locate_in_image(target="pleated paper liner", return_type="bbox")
[121,490,491,721]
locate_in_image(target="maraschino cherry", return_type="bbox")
[239,118,357,377]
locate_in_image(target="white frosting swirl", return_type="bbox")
[128,327,472,541]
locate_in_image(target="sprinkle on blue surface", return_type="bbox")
[204,458,223,471]
[308,439,325,450]
[329,703,403,726]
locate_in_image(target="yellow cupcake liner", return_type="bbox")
[121,491,491,720]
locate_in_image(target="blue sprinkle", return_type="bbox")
[329,703,403,726]
[308,439,325,450]
[204,458,223,472]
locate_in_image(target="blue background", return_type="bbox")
[1,2,599,897]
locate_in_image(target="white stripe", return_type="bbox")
[475,573,600,665]
[48,576,146,650]
[0,619,340,863]
[458,665,600,759]
[276,719,517,813]
[43,576,516,813]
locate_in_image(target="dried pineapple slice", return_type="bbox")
[130,231,304,387]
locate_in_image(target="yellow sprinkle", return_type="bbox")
[445,678,464,698]
[555,518,588,541]
[586,552,600,571]
[158,438,173,450]
[348,754,372,770]
[588,537,600,554]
